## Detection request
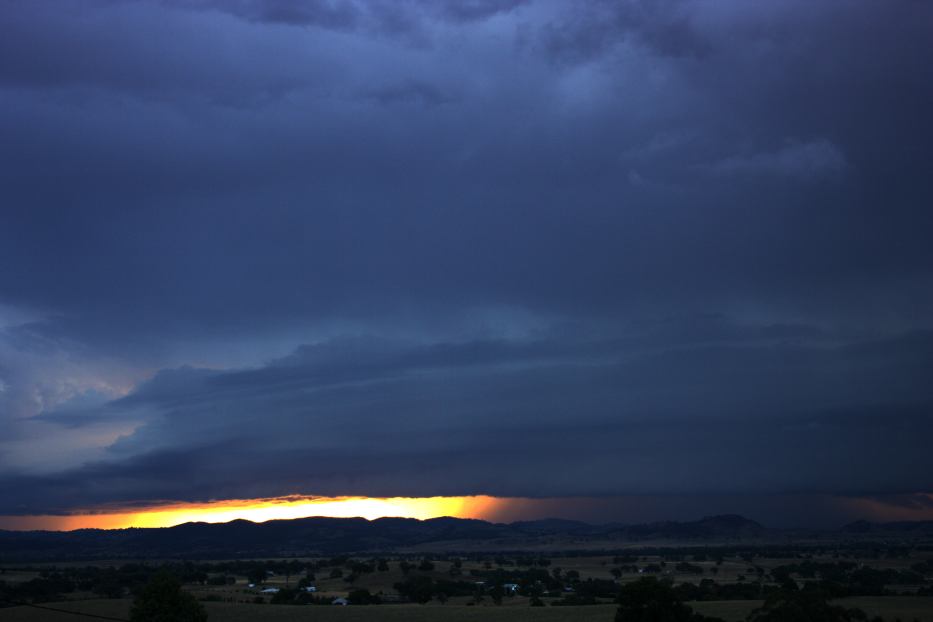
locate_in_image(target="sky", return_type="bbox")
[1,0,932,531]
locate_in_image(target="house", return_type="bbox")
[332,597,349,606]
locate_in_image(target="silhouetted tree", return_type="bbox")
[129,572,207,622]
[747,585,878,622]
[394,575,434,604]
[615,577,721,622]
[348,588,379,605]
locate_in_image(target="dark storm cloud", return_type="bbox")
[539,0,712,63]
[3,327,933,515]
[175,0,363,29]
[363,80,455,106]
[161,0,526,33]
[865,494,933,512]
[1,0,932,522]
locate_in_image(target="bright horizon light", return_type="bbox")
[0,495,506,531]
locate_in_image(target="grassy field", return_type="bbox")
[842,597,933,622]
[4,595,933,621]
[690,597,933,622]
[0,599,618,622]
[4,551,933,621]
[184,555,794,602]
[4,597,933,622]
[690,600,762,621]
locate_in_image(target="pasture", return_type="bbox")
[0,599,618,622]
[3,547,933,621]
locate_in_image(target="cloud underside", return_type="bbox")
[0,0,932,520]
[3,328,933,515]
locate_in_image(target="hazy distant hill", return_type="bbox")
[0,514,930,561]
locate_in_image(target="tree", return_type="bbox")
[615,577,721,622]
[129,572,207,622]
[92,576,124,599]
[348,588,379,605]
[394,575,435,604]
[747,585,877,622]
[271,588,298,604]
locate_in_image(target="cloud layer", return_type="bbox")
[1,0,932,524]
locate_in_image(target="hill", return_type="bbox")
[1,514,931,561]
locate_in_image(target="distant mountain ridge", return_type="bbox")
[0,514,929,561]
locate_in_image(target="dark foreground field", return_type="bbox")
[4,597,933,622]
[692,597,933,621]
[4,536,933,622]
[0,599,618,622]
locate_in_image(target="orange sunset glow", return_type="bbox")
[0,495,506,531]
